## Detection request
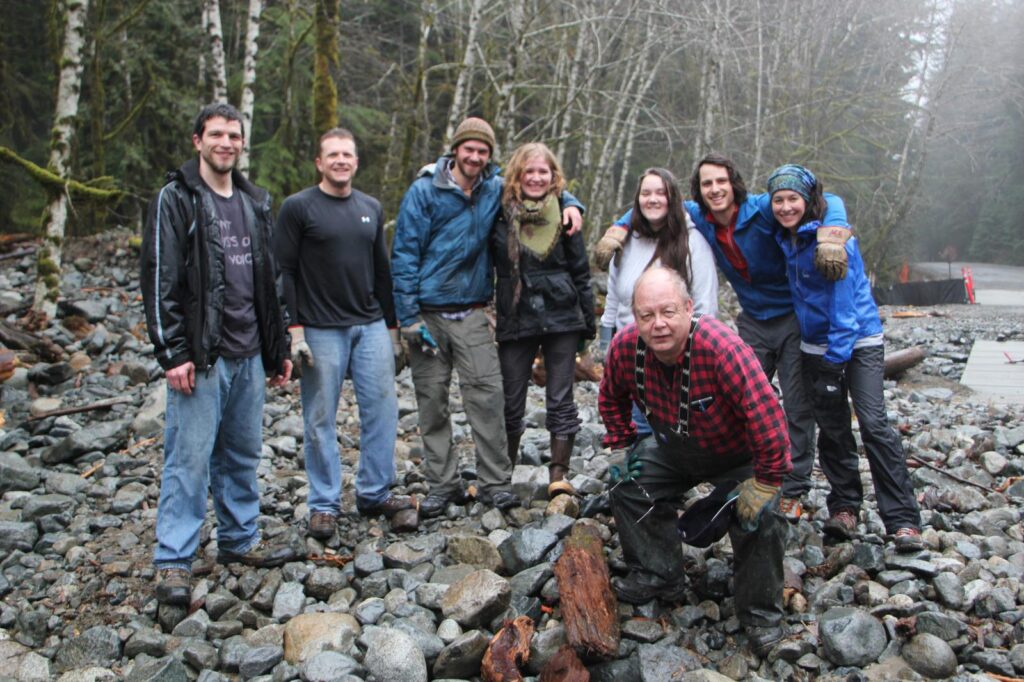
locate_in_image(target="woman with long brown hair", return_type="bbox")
[600,167,718,437]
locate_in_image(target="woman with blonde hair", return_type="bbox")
[491,142,595,498]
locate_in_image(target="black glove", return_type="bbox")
[813,358,846,405]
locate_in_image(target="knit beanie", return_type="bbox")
[766,164,817,201]
[450,117,496,153]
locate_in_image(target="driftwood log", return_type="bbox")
[553,523,620,660]
[539,645,590,682]
[884,346,926,378]
[0,321,63,362]
[481,615,535,682]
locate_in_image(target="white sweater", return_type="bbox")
[601,224,719,331]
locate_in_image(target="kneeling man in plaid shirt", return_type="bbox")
[599,266,791,656]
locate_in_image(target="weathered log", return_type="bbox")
[539,645,590,682]
[0,321,63,362]
[553,523,620,661]
[884,346,926,378]
[481,615,534,682]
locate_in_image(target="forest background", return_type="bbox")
[2,0,1022,311]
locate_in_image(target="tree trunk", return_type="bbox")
[399,3,432,181]
[204,0,228,103]
[553,523,620,661]
[237,0,263,173]
[313,0,341,135]
[33,0,91,318]
[445,0,485,145]
[493,2,529,153]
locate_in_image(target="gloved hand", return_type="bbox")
[735,477,779,531]
[593,225,628,270]
[598,325,614,358]
[389,328,407,374]
[609,448,643,483]
[814,226,852,281]
[290,326,315,374]
[813,358,846,406]
[401,320,438,356]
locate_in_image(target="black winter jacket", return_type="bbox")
[140,158,289,374]
[490,201,596,343]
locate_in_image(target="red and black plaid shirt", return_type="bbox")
[599,316,791,485]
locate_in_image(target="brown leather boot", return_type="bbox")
[508,430,523,468]
[547,433,576,498]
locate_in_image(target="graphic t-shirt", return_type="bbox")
[209,188,260,358]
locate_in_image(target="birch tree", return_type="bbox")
[33,0,91,317]
[204,0,228,102]
[238,0,264,173]
[444,0,485,144]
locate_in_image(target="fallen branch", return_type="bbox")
[908,455,995,493]
[0,320,64,362]
[27,395,134,422]
[80,461,104,479]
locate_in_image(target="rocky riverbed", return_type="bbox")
[0,230,1022,681]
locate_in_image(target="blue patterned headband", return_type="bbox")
[767,164,817,202]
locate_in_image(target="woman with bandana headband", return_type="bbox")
[768,164,923,553]
[491,143,596,499]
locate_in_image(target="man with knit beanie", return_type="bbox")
[391,117,584,517]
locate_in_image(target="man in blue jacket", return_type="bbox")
[594,154,852,522]
[391,117,582,517]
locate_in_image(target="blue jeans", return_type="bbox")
[155,355,264,570]
[631,403,653,438]
[301,321,398,514]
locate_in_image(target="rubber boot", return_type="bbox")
[507,430,523,468]
[547,433,577,498]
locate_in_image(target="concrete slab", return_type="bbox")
[961,340,1024,404]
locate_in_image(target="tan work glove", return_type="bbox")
[389,328,407,374]
[289,326,315,375]
[735,477,779,531]
[814,226,852,281]
[593,225,629,271]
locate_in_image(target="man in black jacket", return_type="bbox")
[140,103,295,607]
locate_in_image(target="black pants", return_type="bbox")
[803,346,921,532]
[737,312,817,499]
[498,332,581,436]
[610,436,785,628]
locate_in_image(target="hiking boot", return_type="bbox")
[308,512,337,540]
[894,527,924,553]
[746,624,785,657]
[548,433,577,498]
[156,568,191,606]
[779,497,803,523]
[823,509,858,540]
[612,574,687,605]
[356,495,415,519]
[419,492,455,518]
[218,538,299,568]
[478,489,521,511]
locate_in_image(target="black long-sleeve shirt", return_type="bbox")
[274,186,396,328]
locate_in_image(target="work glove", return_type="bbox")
[814,226,852,281]
[289,326,315,377]
[735,477,779,531]
[389,328,407,374]
[401,320,438,356]
[813,358,846,406]
[593,225,629,271]
[609,447,643,483]
[598,325,614,359]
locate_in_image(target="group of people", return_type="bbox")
[140,103,922,657]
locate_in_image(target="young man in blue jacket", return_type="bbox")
[594,154,851,522]
[391,118,582,517]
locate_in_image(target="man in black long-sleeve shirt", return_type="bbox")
[274,128,412,540]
